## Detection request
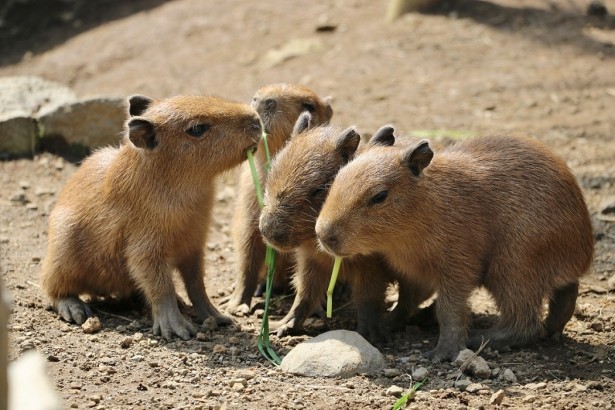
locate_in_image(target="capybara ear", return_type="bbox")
[335,127,361,163]
[323,96,334,123]
[128,95,154,117]
[128,117,157,150]
[403,140,433,176]
[369,125,395,147]
[292,112,312,137]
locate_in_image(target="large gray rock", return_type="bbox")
[38,98,127,149]
[0,117,38,157]
[0,76,76,118]
[280,330,385,378]
[0,76,76,156]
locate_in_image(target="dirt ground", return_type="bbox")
[1,0,615,408]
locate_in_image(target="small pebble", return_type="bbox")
[133,332,144,342]
[465,383,484,393]
[131,355,144,362]
[81,317,102,334]
[384,368,402,378]
[120,337,133,348]
[228,336,239,345]
[254,309,265,318]
[196,332,209,342]
[202,317,218,331]
[231,382,245,391]
[455,379,472,391]
[503,368,517,383]
[412,367,429,381]
[385,385,405,397]
[490,389,505,405]
[213,344,226,354]
[234,369,256,380]
[591,321,604,332]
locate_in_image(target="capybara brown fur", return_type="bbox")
[316,133,594,361]
[259,115,432,342]
[41,94,262,340]
[225,84,333,316]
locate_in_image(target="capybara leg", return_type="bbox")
[352,269,388,343]
[386,278,435,331]
[272,259,326,337]
[177,253,234,326]
[129,255,196,340]
[544,281,579,340]
[56,297,93,325]
[225,230,266,315]
[426,286,470,362]
[152,293,197,340]
[470,296,544,350]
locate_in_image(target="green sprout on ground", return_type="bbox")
[392,379,427,410]
[326,256,343,318]
[247,131,281,365]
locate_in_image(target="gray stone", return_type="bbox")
[454,348,491,379]
[465,383,484,393]
[503,368,518,383]
[412,367,429,381]
[384,368,402,378]
[490,389,505,405]
[455,379,472,391]
[38,98,126,149]
[0,116,38,157]
[0,76,76,119]
[385,385,405,397]
[280,330,385,378]
[0,76,77,156]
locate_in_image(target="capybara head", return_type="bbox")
[251,84,333,145]
[126,94,262,174]
[315,129,433,257]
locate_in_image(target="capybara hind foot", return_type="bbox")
[545,282,579,338]
[56,297,93,325]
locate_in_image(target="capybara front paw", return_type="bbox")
[56,297,93,325]
[213,312,235,326]
[271,318,301,338]
[153,310,197,340]
[223,300,251,317]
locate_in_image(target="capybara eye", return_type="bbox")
[186,124,209,137]
[302,102,316,113]
[369,190,388,205]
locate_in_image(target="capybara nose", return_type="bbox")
[315,219,339,254]
[259,215,287,246]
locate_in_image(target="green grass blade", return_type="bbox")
[247,149,264,208]
[392,379,427,410]
[326,256,343,318]
[246,135,280,365]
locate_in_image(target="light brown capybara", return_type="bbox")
[316,132,594,360]
[224,84,333,316]
[41,94,262,339]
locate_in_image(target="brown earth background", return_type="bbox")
[1,0,614,409]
